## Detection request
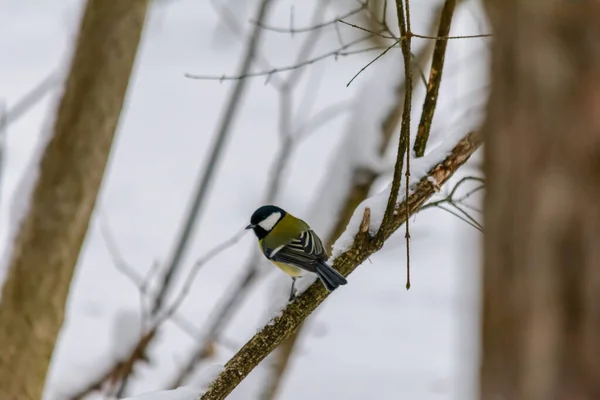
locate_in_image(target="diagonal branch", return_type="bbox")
[198,130,482,400]
[413,0,456,157]
[377,0,412,240]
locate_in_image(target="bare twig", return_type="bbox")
[294,101,351,140]
[4,71,60,126]
[419,176,484,231]
[337,19,398,39]
[99,217,207,340]
[166,262,260,388]
[413,0,456,157]
[346,39,400,87]
[412,32,491,40]
[401,0,413,291]
[207,0,285,89]
[186,31,388,82]
[157,230,247,323]
[69,230,245,399]
[376,0,412,240]
[253,2,368,34]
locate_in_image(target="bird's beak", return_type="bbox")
[245,224,254,230]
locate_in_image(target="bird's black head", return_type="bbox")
[246,205,286,240]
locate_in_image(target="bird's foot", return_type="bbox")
[288,290,297,302]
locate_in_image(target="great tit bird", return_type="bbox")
[246,205,347,300]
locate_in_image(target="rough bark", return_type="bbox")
[200,131,481,400]
[413,0,456,157]
[0,1,149,398]
[480,1,600,399]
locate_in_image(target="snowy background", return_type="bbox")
[0,0,488,399]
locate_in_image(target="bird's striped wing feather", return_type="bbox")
[263,230,327,273]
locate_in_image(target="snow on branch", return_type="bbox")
[197,130,482,400]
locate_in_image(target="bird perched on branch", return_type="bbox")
[246,205,347,301]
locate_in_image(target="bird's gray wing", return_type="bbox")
[266,230,327,273]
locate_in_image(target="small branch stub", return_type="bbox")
[359,207,371,233]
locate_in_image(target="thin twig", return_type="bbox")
[377,0,412,239]
[412,32,491,40]
[436,204,483,231]
[207,0,284,89]
[404,0,411,33]
[69,230,245,399]
[346,39,400,87]
[295,101,351,140]
[337,19,398,39]
[413,0,457,157]
[420,176,484,209]
[402,0,413,291]
[253,2,368,33]
[419,175,484,231]
[5,71,60,126]
[186,32,388,82]
[157,230,247,323]
[167,261,261,388]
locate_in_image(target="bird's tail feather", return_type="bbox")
[316,261,347,292]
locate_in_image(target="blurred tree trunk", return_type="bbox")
[0,1,149,399]
[481,1,600,399]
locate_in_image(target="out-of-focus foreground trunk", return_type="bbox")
[0,1,149,399]
[481,1,600,399]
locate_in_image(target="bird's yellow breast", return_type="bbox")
[271,260,304,277]
[258,240,303,277]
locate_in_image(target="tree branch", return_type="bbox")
[253,2,368,33]
[413,0,456,157]
[377,0,412,239]
[199,130,482,400]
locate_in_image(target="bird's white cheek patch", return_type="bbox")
[259,212,281,231]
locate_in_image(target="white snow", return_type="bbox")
[123,387,201,400]
[0,1,489,399]
[112,309,143,360]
